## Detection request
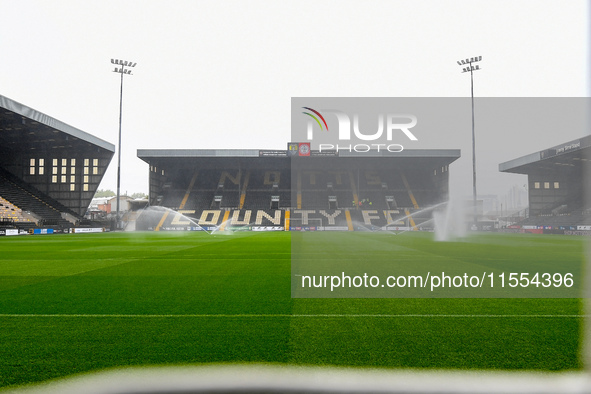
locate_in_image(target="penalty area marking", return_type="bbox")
[0,314,586,318]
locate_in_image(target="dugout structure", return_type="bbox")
[500,135,591,229]
[137,148,460,231]
[0,94,115,229]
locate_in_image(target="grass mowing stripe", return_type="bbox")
[0,313,585,318]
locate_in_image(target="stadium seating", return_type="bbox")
[147,165,445,230]
[182,191,215,210]
[159,167,445,213]
[0,169,78,229]
[513,210,591,228]
[219,192,240,209]
[244,191,274,209]
[161,189,185,209]
[0,197,33,225]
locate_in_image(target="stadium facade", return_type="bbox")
[0,94,114,231]
[136,148,460,231]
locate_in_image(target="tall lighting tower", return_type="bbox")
[457,55,482,227]
[111,58,136,230]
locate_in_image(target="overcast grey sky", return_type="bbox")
[0,1,588,198]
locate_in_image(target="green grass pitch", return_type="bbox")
[0,231,585,388]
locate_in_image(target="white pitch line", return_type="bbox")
[0,314,586,318]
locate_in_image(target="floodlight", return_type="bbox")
[455,55,484,226]
[109,58,137,230]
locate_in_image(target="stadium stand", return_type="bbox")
[500,135,591,230]
[0,94,115,232]
[137,148,460,231]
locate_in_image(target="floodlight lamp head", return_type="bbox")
[123,61,128,66]
[111,59,115,64]
[478,55,482,61]
[457,61,462,66]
